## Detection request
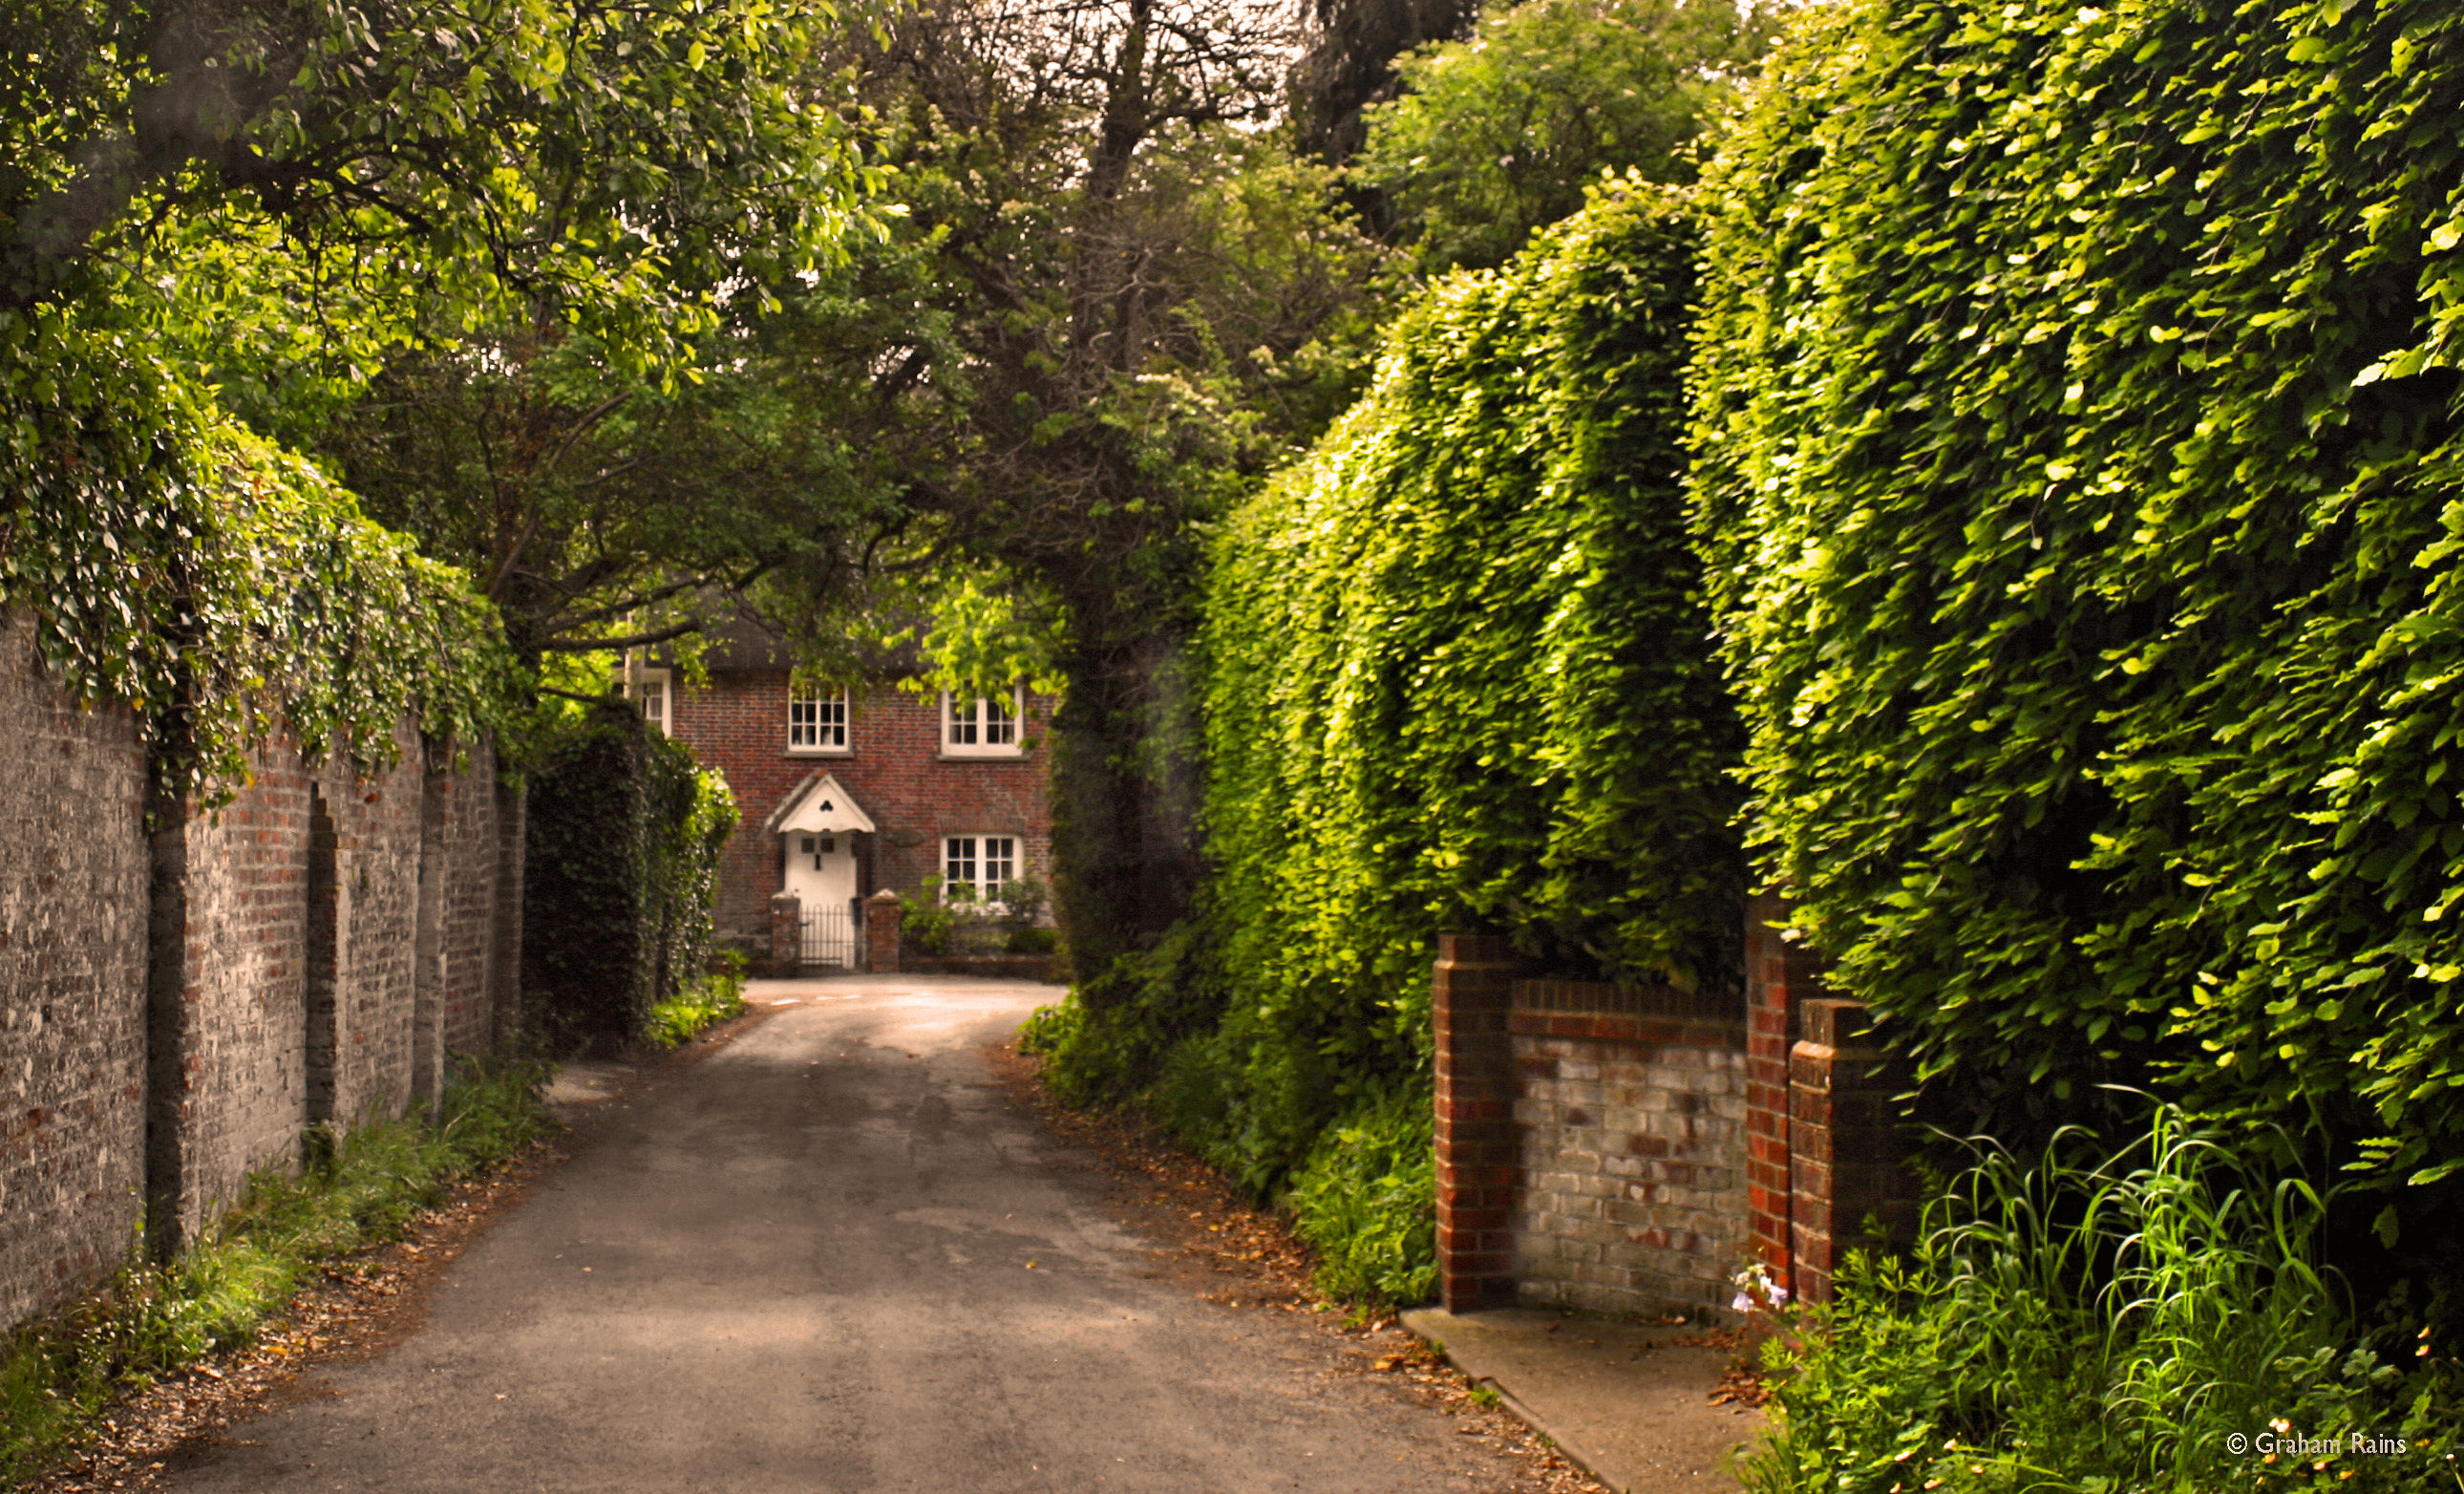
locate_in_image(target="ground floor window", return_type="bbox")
[943,835,1018,902]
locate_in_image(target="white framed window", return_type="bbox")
[623,668,672,736]
[788,683,850,754]
[941,688,1023,757]
[943,835,1019,903]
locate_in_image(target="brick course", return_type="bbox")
[1510,1005,1749,1315]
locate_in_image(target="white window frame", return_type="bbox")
[940,688,1024,758]
[623,667,672,737]
[787,682,851,755]
[942,834,1021,905]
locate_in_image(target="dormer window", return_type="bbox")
[789,683,849,754]
[942,689,1023,758]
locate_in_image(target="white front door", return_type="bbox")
[784,832,858,913]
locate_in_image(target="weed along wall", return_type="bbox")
[0,613,527,1333]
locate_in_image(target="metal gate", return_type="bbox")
[799,905,858,969]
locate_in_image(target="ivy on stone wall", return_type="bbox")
[0,309,520,803]
[1689,0,2464,1231]
[1175,181,1739,1187]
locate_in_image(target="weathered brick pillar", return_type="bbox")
[864,888,903,974]
[770,893,802,973]
[1434,932,1519,1313]
[1789,997,1915,1305]
[1745,892,1818,1286]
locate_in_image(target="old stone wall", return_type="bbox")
[316,727,427,1126]
[2,611,528,1328]
[156,741,318,1247]
[0,616,150,1333]
[1433,909,1919,1320]
[1508,982,1749,1316]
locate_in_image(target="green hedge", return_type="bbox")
[523,704,737,1044]
[1689,0,2464,1232]
[1150,181,1737,1218]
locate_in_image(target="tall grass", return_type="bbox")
[1743,1103,2459,1494]
[0,1059,552,1485]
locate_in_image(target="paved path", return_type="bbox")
[167,976,1527,1493]
[1401,1310,1761,1493]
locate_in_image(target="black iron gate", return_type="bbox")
[799,904,858,969]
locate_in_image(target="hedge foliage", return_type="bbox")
[1160,181,1738,1202]
[0,305,520,803]
[1689,0,2464,1216]
[523,704,737,1043]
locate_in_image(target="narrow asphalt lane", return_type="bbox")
[166,976,1515,1493]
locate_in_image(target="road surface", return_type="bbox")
[166,975,1531,1493]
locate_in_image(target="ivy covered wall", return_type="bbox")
[0,311,518,801]
[1689,0,2464,1252]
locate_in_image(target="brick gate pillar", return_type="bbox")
[1434,932,1519,1313]
[1745,892,1820,1290]
[769,893,801,975]
[864,888,903,974]
[1789,997,1916,1306]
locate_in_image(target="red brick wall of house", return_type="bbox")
[670,673,1052,949]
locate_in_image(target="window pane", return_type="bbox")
[949,695,978,746]
[788,691,818,749]
[986,693,1014,745]
[986,837,1015,888]
[638,680,666,731]
[945,837,976,893]
[821,690,846,748]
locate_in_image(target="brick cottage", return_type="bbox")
[640,624,1051,970]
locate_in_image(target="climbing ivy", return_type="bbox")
[1689,0,2464,1225]
[0,301,519,804]
[1177,181,1740,1187]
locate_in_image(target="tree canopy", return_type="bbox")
[1353,0,1773,271]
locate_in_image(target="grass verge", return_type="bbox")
[0,1058,552,1486]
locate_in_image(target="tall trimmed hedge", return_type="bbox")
[1690,0,2464,1224]
[1174,181,1740,1191]
[523,705,738,1043]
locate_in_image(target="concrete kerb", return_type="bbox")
[1400,1306,1767,1494]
